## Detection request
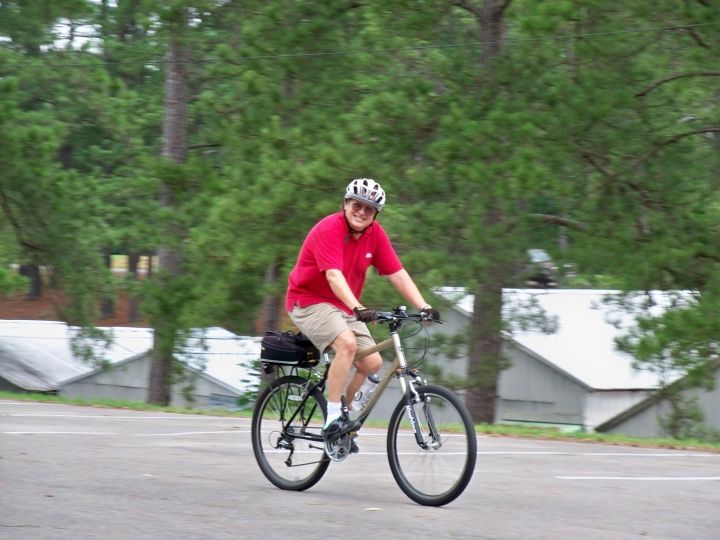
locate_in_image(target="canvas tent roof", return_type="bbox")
[0,320,260,393]
[434,287,683,391]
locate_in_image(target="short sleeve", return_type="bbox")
[312,218,345,272]
[371,223,403,275]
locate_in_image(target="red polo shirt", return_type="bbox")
[285,212,403,315]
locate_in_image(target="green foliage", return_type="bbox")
[0,267,26,297]
[69,325,114,367]
[1,0,719,422]
[657,392,706,441]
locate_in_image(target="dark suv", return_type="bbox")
[524,249,558,288]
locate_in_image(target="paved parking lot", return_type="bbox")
[1,400,719,539]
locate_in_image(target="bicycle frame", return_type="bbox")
[271,314,438,450]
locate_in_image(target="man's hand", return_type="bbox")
[420,305,440,322]
[353,306,378,323]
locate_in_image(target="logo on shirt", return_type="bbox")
[365,252,372,259]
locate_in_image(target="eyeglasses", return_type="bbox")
[349,201,377,215]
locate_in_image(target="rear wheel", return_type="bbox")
[251,375,330,491]
[387,384,477,506]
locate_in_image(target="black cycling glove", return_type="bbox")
[353,306,378,323]
[420,305,440,321]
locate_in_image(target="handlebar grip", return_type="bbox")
[354,307,378,323]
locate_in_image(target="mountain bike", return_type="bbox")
[251,307,477,507]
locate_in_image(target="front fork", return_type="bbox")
[391,330,441,450]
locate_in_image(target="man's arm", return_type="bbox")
[386,269,431,311]
[325,268,364,311]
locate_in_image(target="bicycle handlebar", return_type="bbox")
[372,306,443,324]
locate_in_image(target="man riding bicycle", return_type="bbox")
[285,178,438,448]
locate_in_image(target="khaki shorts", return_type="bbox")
[289,303,376,356]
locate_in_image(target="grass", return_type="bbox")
[0,390,252,418]
[2,390,719,453]
[476,423,720,453]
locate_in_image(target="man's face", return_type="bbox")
[344,199,377,232]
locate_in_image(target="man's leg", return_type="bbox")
[326,335,382,433]
[326,329,358,404]
[346,352,382,407]
[327,331,382,404]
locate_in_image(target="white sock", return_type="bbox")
[325,401,341,428]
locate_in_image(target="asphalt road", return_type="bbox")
[1,400,719,540]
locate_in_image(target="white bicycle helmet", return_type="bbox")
[344,178,386,212]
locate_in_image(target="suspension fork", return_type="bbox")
[389,326,432,449]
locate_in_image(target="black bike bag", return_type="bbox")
[260,331,320,367]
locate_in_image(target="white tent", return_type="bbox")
[0,320,260,407]
[433,288,685,430]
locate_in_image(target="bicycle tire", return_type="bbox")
[386,384,477,506]
[251,375,330,491]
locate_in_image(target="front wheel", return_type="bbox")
[251,375,330,491]
[387,384,477,506]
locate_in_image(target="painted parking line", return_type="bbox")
[478,451,718,457]
[557,476,720,481]
[3,430,250,436]
[133,430,251,436]
[4,431,116,435]
[0,401,55,405]
[2,428,718,460]
[5,413,249,419]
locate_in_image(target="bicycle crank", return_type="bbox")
[324,434,355,462]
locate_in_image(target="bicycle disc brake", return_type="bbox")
[324,434,353,462]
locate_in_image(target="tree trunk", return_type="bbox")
[463,1,512,423]
[128,252,141,322]
[258,261,281,333]
[479,0,509,67]
[466,205,506,423]
[148,16,188,406]
[257,261,282,387]
[466,276,504,423]
[19,264,42,300]
[148,321,176,406]
[100,250,115,318]
[455,1,511,67]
